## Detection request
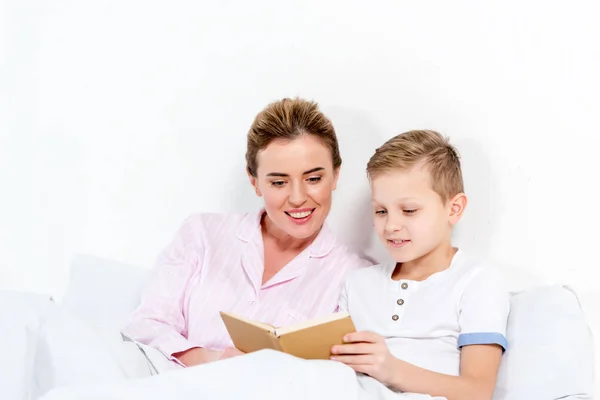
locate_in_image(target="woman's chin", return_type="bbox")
[283,218,323,239]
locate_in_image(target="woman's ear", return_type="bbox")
[247,170,262,197]
[332,166,341,191]
[448,192,468,225]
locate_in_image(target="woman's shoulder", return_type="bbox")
[177,210,259,239]
[325,240,374,269]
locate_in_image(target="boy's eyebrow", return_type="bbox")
[371,197,420,203]
[266,167,324,177]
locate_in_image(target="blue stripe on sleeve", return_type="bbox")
[458,332,507,351]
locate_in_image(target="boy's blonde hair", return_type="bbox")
[367,130,464,202]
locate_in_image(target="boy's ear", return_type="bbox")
[247,170,262,197]
[448,193,467,224]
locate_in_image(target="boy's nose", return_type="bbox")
[384,218,404,233]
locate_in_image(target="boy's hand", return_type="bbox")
[330,331,397,385]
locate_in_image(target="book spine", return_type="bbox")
[268,331,284,352]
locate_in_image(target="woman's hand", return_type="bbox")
[330,331,398,385]
[174,347,221,366]
[175,347,246,366]
[218,347,246,360]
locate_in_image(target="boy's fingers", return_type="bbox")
[343,331,381,344]
[331,343,372,355]
[330,354,373,365]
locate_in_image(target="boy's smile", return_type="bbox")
[387,239,411,248]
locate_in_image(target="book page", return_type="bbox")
[220,311,275,333]
[275,311,350,336]
[220,311,283,354]
[277,313,356,359]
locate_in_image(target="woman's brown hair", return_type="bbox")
[246,98,342,177]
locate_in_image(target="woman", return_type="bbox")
[122,98,372,367]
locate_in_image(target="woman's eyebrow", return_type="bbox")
[266,167,324,177]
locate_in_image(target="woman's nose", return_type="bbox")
[288,183,308,206]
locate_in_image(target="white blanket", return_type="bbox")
[39,350,445,400]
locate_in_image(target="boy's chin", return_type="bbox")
[388,250,417,264]
[388,246,430,264]
[392,256,417,264]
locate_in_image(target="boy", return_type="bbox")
[331,130,509,400]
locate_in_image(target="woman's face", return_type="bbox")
[249,135,340,239]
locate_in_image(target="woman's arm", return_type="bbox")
[174,347,245,366]
[122,215,207,365]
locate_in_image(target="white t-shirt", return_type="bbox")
[339,249,510,377]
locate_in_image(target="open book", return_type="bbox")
[219,311,356,360]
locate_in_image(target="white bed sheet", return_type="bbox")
[38,350,444,400]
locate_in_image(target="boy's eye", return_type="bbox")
[375,210,387,215]
[271,181,285,187]
[403,209,417,214]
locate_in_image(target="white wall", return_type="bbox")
[1,0,599,298]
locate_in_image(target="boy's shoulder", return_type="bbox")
[449,250,508,293]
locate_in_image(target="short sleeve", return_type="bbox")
[457,267,510,351]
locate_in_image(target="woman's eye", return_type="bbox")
[271,181,285,187]
[307,176,322,183]
[375,210,387,215]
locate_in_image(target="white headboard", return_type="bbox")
[1,0,598,302]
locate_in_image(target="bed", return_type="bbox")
[2,254,597,400]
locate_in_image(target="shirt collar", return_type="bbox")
[236,208,335,258]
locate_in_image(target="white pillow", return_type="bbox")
[60,254,149,333]
[0,290,53,400]
[54,254,159,381]
[576,290,599,398]
[494,285,595,400]
[30,302,128,398]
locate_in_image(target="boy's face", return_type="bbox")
[370,163,466,264]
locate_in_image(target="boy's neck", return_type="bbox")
[391,243,458,281]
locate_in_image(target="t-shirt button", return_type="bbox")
[397,298,404,306]
[401,282,408,289]
[392,314,399,321]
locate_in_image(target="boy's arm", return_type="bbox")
[332,266,509,400]
[388,344,502,400]
[332,332,502,400]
